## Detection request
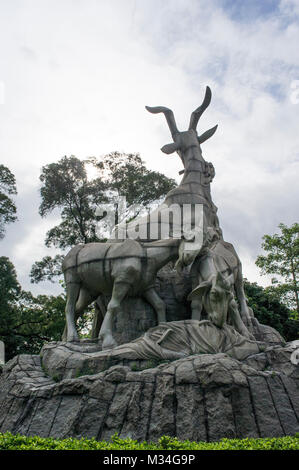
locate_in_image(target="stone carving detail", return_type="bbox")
[85,319,262,362]
[182,227,254,330]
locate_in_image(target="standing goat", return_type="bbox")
[62,238,182,349]
[112,86,219,242]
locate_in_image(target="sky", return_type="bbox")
[0,0,298,296]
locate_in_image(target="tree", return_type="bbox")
[29,155,106,283]
[255,223,299,317]
[0,164,17,240]
[30,153,177,283]
[39,155,107,248]
[0,256,91,360]
[96,152,176,210]
[30,255,65,284]
[244,279,299,341]
[0,256,22,359]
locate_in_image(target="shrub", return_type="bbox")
[0,432,298,450]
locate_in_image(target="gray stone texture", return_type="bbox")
[109,263,283,348]
[105,262,191,346]
[0,348,298,442]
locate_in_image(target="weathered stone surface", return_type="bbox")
[230,385,259,438]
[120,381,155,441]
[72,396,106,439]
[205,387,236,441]
[248,375,284,437]
[108,263,191,346]
[49,395,83,439]
[41,341,119,381]
[244,341,299,386]
[100,382,134,441]
[175,384,207,441]
[27,396,63,437]
[248,317,285,345]
[267,375,299,436]
[148,374,176,441]
[0,348,298,442]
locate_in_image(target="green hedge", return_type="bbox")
[0,432,298,450]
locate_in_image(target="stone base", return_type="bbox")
[0,341,298,442]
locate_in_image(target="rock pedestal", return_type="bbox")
[0,266,295,443]
[0,341,298,442]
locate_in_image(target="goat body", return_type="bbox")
[62,238,180,348]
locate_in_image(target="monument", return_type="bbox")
[0,88,298,442]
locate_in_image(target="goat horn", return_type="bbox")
[145,105,179,139]
[189,86,212,130]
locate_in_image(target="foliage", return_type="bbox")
[0,164,17,240]
[39,155,106,248]
[0,256,72,360]
[256,223,299,317]
[95,152,176,209]
[29,255,64,284]
[0,256,22,359]
[0,432,298,450]
[244,279,299,341]
[30,153,176,284]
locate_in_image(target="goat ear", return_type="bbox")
[161,142,180,154]
[198,125,218,144]
[187,281,211,301]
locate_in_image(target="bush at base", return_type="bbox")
[0,432,298,450]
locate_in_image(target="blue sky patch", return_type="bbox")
[219,0,281,23]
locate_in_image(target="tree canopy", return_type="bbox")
[95,152,176,209]
[255,222,299,317]
[30,153,177,284]
[244,278,299,342]
[39,155,107,248]
[0,164,17,240]
[0,253,97,361]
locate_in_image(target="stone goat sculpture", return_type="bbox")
[188,271,252,339]
[146,85,217,212]
[179,227,253,337]
[112,86,220,242]
[62,237,184,349]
